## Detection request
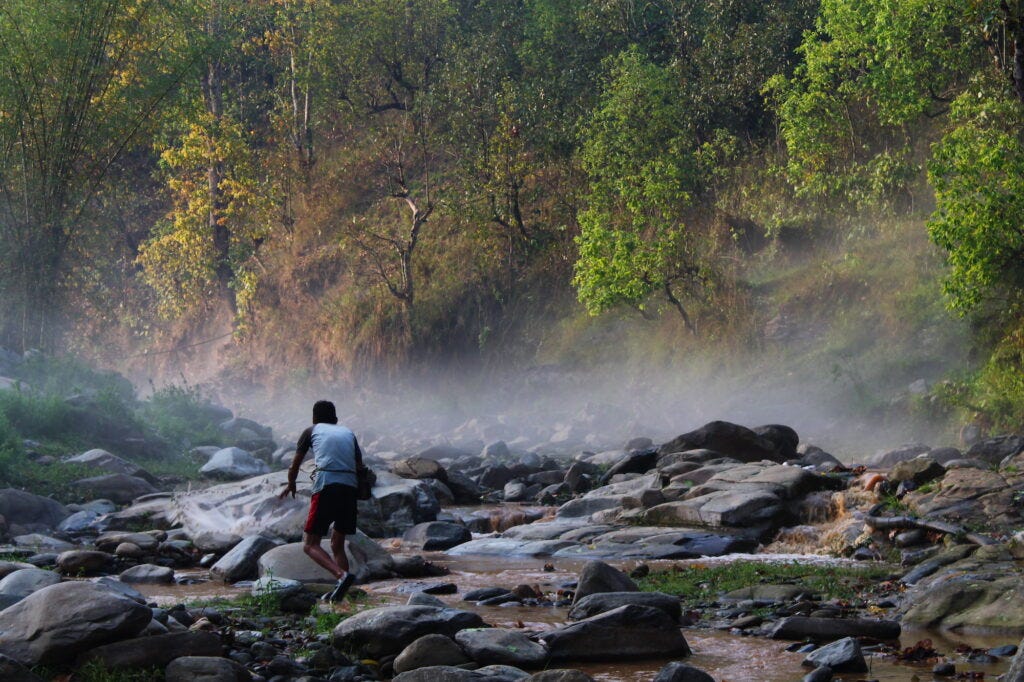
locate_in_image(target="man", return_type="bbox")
[279,400,362,602]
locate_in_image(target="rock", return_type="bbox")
[572,561,637,604]
[568,591,681,622]
[77,630,221,669]
[57,510,103,535]
[359,471,441,537]
[0,561,34,579]
[394,457,449,482]
[258,535,393,584]
[455,628,549,668]
[802,637,867,672]
[418,444,474,461]
[95,531,159,553]
[479,465,515,490]
[194,531,245,553]
[119,564,174,584]
[408,592,447,607]
[0,581,151,666]
[12,534,73,552]
[211,535,281,583]
[91,576,147,603]
[652,662,715,682]
[769,617,900,642]
[446,472,484,504]
[200,447,270,480]
[404,522,472,551]
[1006,637,1024,682]
[902,570,1024,631]
[0,489,67,530]
[890,457,946,486]
[393,665,529,681]
[464,587,513,602]
[600,449,658,483]
[66,449,155,483]
[332,605,485,659]
[165,656,252,681]
[658,421,789,463]
[72,474,157,504]
[0,652,43,682]
[802,666,833,682]
[0,568,60,597]
[644,490,783,529]
[527,671,595,682]
[966,435,1024,466]
[872,444,931,468]
[538,604,690,662]
[56,550,111,575]
[394,633,472,673]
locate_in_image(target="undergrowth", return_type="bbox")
[637,560,894,608]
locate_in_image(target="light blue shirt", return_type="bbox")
[305,423,358,493]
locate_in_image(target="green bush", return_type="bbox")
[139,383,224,449]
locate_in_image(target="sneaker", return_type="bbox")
[322,573,355,603]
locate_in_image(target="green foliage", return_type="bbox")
[63,660,163,682]
[637,560,892,609]
[139,383,223,449]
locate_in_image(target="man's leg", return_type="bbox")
[330,530,349,574]
[302,532,343,580]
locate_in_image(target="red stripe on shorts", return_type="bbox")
[304,491,321,533]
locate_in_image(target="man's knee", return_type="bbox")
[303,533,322,554]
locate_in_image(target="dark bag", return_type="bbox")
[355,463,375,500]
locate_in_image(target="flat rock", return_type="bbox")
[770,616,901,642]
[332,605,485,659]
[446,538,579,558]
[66,449,155,483]
[12,534,74,552]
[643,489,783,528]
[902,569,1024,632]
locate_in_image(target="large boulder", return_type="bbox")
[966,435,1024,466]
[358,471,440,537]
[0,568,61,598]
[644,489,784,530]
[890,457,946,487]
[394,457,449,482]
[0,489,67,530]
[210,535,282,583]
[56,550,112,575]
[901,569,1024,632]
[200,447,270,480]
[537,604,690,662]
[72,474,157,505]
[572,561,637,604]
[802,637,867,672]
[257,534,393,584]
[658,421,790,463]
[0,581,151,666]
[167,471,307,540]
[332,605,485,659]
[65,449,156,484]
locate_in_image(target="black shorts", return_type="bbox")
[304,484,358,536]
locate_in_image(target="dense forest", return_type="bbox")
[3,0,1024,431]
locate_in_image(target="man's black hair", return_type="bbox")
[312,400,338,425]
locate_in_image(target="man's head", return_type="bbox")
[312,400,338,425]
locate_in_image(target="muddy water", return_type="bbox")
[137,550,1017,682]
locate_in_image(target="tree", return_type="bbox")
[0,0,183,350]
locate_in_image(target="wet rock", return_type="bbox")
[92,576,147,603]
[572,560,637,604]
[568,591,680,622]
[527,671,595,682]
[407,592,447,607]
[57,510,104,535]
[120,563,174,584]
[447,538,578,558]
[658,421,790,463]
[456,628,549,668]
[538,604,690,662]
[770,616,900,642]
[211,535,282,583]
[990,644,1019,656]
[392,554,448,579]
[802,665,833,682]
[66,449,156,483]
[802,637,867,672]
[446,472,484,504]
[0,489,67,531]
[0,581,152,666]
[165,656,252,681]
[77,631,222,669]
[332,605,485,659]
[503,481,531,502]
[652,661,715,682]
[56,550,111,575]
[200,447,270,480]
[464,587,513,602]
[0,567,60,598]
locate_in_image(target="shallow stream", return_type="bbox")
[138,551,1017,681]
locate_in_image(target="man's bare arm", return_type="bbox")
[279,447,308,499]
